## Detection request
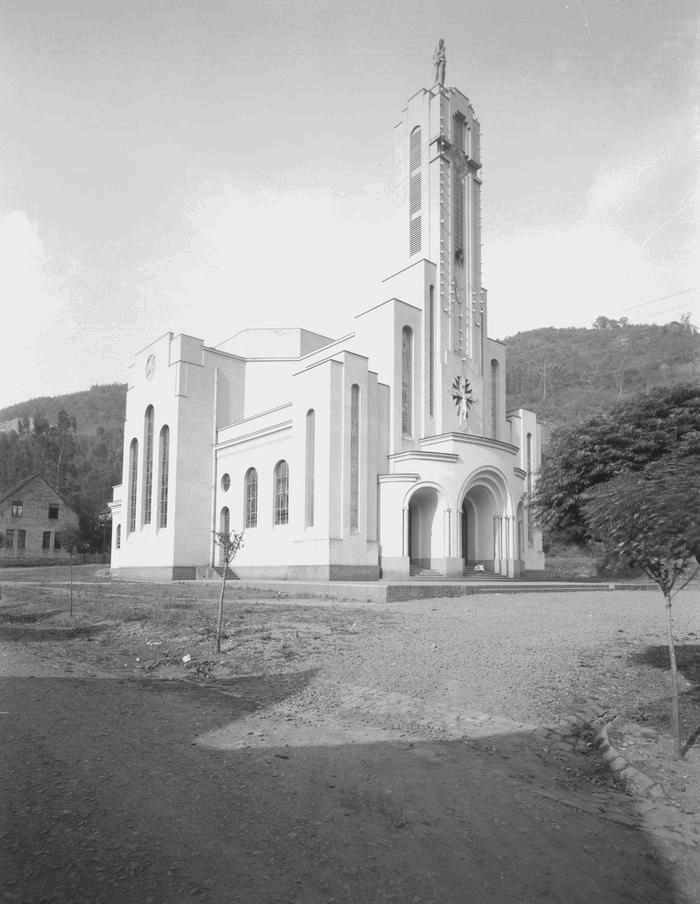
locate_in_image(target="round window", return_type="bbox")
[221,473,231,492]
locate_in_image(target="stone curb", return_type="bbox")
[538,702,665,800]
[591,720,665,799]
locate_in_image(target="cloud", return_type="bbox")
[486,148,700,338]
[135,182,394,347]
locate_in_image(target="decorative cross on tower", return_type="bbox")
[451,375,475,431]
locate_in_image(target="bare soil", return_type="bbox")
[1,566,699,902]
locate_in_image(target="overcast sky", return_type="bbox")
[0,0,698,411]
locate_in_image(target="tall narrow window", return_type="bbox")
[274,460,289,525]
[453,172,464,259]
[305,411,315,528]
[350,387,360,530]
[219,508,230,565]
[128,438,138,534]
[158,426,170,528]
[428,286,435,417]
[526,433,533,495]
[245,468,258,528]
[116,525,121,549]
[409,126,422,255]
[490,360,499,439]
[143,405,154,524]
[401,326,413,437]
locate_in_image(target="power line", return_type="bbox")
[610,286,698,315]
[628,301,698,323]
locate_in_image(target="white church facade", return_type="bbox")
[110,71,545,582]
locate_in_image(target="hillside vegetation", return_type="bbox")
[0,385,126,549]
[504,317,699,430]
[1,317,698,549]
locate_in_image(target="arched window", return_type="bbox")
[350,386,360,530]
[127,439,138,534]
[143,406,154,525]
[115,524,121,549]
[526,433,533,495]
[221,473,231,492]
[158,426,170,528]
[409,126,422,255]
[428,285,435,417]
[274,460,289,525]
[220,506,230,534]
[244,468,258,528]
[305,411,315,528]
[490,360,499,439]
[401,326,413,437]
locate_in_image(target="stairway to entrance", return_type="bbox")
[409,565,444,579]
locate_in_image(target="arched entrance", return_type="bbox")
[459,470,515,577]
[407,485,443,573]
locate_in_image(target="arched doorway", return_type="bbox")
[459,470,515,577]
[407,485,442,572]
[461,484,499,571]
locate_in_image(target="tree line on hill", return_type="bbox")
[0,317,697,551]
[504,315,699,430]
[0,386,126,551]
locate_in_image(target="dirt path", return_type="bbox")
[0,662,688,904]
[1,577,699,902]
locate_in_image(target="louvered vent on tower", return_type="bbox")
[409,126,422,256]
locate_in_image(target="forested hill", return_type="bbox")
[0,383,127,436]
[0,384,127,547]
[504,318,700,431]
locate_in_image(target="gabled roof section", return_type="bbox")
[0,473,76,510]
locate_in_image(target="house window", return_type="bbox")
[54,533,62,550]
[244,468,258,528]
[48,504,59,520]
[402,326,413,437]
[350,387,360,530]
[17,530,26,550]
[158,426,169,529]
[115,525,121,549]
[0,530,4,548]
[6,529,14,548]
[42,531,51,550]
[128,438,138,534]
[143,406,155,525]
[11,500,22,518]
[273,460,289,525]
[305,411,315,528]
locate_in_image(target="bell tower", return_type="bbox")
[386,70,488,438]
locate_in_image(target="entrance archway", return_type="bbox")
[407,485,442,571]
[459,470,514,577]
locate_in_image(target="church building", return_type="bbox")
[110,63,545,582]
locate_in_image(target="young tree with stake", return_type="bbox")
[58,528,86,618]
[212,529,245,654]
[583,460,700,758]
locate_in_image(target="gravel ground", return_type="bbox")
[265,589,699,733]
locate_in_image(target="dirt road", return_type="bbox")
[0,654,690,904]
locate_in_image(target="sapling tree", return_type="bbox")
[583,460,700,758]
[58,528,86,618]
[212,529,245,654]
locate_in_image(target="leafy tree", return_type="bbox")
[583,461,700,758]
[536,384,700,544]
[212,529,245,654]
